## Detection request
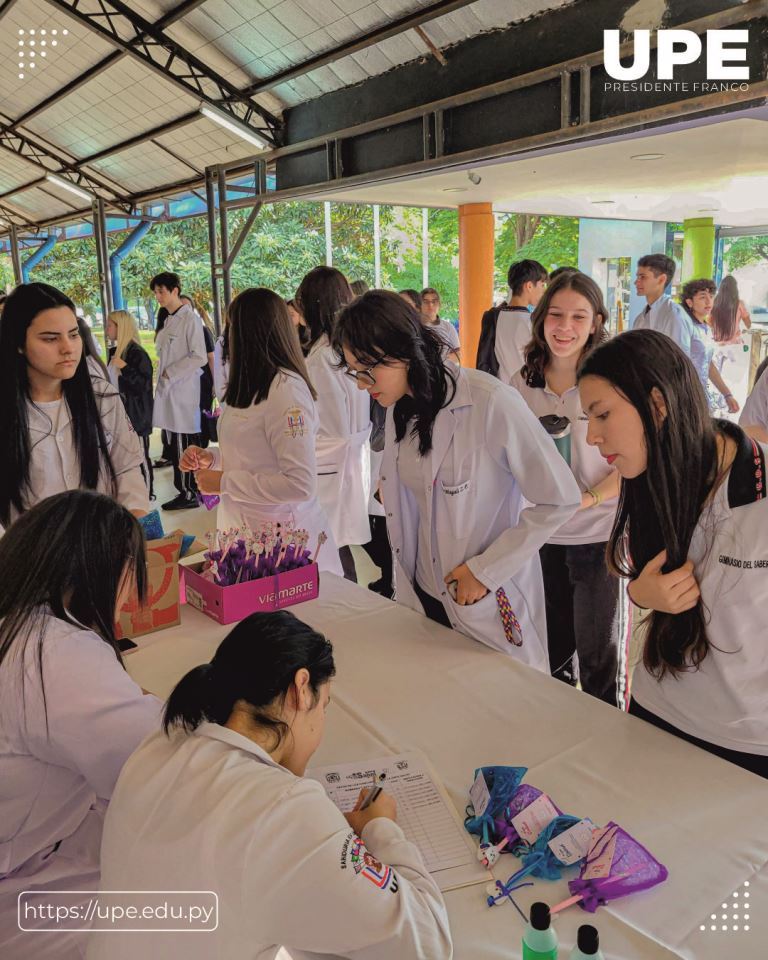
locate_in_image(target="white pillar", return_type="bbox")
[373,204,381,287]
[422,207,429,289]
[324,201,332,266]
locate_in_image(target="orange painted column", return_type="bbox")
[458,202,495,368]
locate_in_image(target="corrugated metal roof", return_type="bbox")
[0,0,565,232]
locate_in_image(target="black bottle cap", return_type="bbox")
[577,925,599,954]
[530,901,551,931]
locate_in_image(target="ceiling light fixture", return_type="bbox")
[631,153,665,160]
[591,199,616,205]
[442,187,468,193]
[199,103,268,150]
[46,173,93,201]
[698,207,719,213]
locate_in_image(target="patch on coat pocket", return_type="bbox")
[441,479,470,496]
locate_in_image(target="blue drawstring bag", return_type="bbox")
[488,814,584,907]
[465,766,527,846]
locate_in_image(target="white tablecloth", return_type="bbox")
[125,575,768,960]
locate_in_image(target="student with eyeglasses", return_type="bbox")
[420,288,460,364]
[334,291,580,668]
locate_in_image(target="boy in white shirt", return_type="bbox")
[150,271,207,511]
[494,259,548,382]
[631,254,692,349]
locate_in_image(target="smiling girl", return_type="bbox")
[579,329,768,777]
[511,273,624,705]
[0,284,148,530]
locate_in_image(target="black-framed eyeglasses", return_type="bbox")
[344,358,384,386]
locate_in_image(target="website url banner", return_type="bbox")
[18,891,218,933]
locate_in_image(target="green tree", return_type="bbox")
[1,253,14,291]
[494,213,579,290]
[724,235,768,271]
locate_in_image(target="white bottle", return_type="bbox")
[569,925,605,960]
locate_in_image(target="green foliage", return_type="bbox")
[1,253,14,291]
[16,201,575,326]
[723,235,768,272]
[494,213,579,291]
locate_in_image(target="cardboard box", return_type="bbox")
[116,531,206,640]
[181,560,319,624]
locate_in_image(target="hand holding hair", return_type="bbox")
[627,550,700,614]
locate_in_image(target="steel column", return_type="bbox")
[9,223,22,285]
[92,199,114,347]
[217,168,232,308]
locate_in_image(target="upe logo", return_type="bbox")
[603,29,749,81]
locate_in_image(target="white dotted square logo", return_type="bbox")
[699,880,750,934]
[17,27,68,79]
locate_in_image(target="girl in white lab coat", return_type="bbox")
[334,290,580,670]
[511,272,624,706]
[0,283,148,531]
[0,491,162,958]
[298,267,371,582]
[579,329,768,778]
[90,610,451,960]
[180,288,342,576]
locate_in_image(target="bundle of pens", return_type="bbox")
[201,521,327,587]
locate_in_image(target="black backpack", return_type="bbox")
[475,304,505,377]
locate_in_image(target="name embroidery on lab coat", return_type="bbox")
[441,480,470,496]
[284,406,307,438]
[718,555,768,569]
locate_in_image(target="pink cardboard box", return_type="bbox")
[181,560,320,624]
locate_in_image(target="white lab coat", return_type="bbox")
[740,369,768,431]
[494,307,532,383]
[632,427,768,755]
[0,611,161,959]
[5,385,149,528]
[305,336,371,547]
[380,366,580,669]
[153,304,207,433]
[209,371,343,576]
[89,722,452,960]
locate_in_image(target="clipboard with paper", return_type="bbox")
[307,751,491,892]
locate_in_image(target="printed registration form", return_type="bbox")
[307,752,490,891]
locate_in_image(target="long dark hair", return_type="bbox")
[333,289,455,456]
[163,611,335,747]
[0,283,118,527]
[296,266,354,352]
[0,491,147,720]
[522,272,609,386]
[710,275,740,343]
[223,288,317,408]
[578,330,720,679]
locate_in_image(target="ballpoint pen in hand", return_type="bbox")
[359,772,387,811]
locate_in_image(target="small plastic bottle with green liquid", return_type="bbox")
[522,902,558,960]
